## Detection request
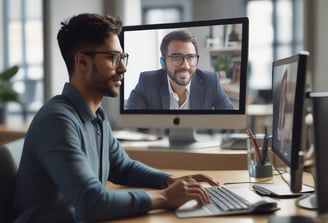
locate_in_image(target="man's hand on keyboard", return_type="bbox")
[149,177,211,210]
[164,174,219,187]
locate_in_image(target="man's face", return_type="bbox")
[163,40,198,87]
[88,35,127,97]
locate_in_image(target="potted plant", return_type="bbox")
[0,65,20,123]
[213,54,231,80]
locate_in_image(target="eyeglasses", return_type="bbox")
[82,51,129,68]
[166,54,199,67]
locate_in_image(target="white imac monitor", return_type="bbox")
[119,17,249,149]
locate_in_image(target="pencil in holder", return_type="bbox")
[247,138,273,182]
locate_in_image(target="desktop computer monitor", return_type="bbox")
[311,92,328,215]
[293,92,328,212]
[271,52,309,193]
[119,17,249,148]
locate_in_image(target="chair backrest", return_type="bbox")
[0,145,18,223]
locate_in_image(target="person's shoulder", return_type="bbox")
[27,95,79,134]
[139,69,166,82]
[140,68,164,76]
[36,95,76,118]
[195,69,218,82]
[196,68,217,77]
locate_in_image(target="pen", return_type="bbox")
[261,127,269,164]
[247,129,262,164]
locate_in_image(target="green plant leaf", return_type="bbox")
[213,54,230,72]
[0,65,20,104]
[0,65,19,81]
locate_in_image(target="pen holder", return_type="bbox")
[247,138,273,182]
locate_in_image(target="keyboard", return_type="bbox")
[176,186,279,218]
[206,186,250,211]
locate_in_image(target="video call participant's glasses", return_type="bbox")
[166,54,199,67]
[82,51,129,68]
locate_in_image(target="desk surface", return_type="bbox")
[0,123,28,144]
[107,169,316,223]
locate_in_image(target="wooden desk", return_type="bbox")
[107,169,316,223]
[0,123,28,144]
[121,139,248,170]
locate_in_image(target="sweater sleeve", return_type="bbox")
[106,136,171,189]
[23,110,159,222]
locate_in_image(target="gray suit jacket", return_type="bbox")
[125,69,234,110]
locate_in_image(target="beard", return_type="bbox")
[103,89,117,97]
[91,63,123,98]
[167,68,195,86]
[102,74,123,97]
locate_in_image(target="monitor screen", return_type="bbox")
[272,52,308,192]
[119,17,249,148]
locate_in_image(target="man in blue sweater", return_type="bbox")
[13,13,218,222]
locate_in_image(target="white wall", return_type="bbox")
[43,0,104,98]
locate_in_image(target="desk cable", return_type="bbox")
[223,167,287,186]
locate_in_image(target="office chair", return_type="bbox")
[0,145,18,223]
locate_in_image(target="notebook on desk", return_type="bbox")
[175,186,279,218]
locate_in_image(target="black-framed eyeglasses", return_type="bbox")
[166,54,199,67]
[82,51,129,68]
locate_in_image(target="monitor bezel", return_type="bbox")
[118,17,249,129]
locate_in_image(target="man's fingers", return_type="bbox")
[182,179,210,204]
[190,174,219,186]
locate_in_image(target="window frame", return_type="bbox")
[2,0,44,123]
[246,0,304,93]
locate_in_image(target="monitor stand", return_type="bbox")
[148,128,221,150]
[296,193,317,210]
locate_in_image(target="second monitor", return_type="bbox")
[271,52,309,193]
[252,52,315,207]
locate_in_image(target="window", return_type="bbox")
[2,0,44,123]
[246,0,304,94]
[141,0,191,24]
[143,7,182,24]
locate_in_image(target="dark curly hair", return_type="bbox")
[57,13,122,76]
